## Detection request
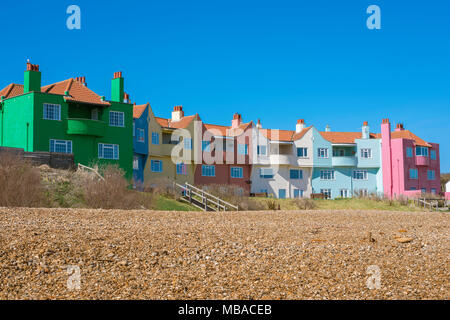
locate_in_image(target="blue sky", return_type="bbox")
[1,0,449,171]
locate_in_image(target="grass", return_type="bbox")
[154,196,201,211]
[253,197,420,211]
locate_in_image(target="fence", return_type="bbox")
[0,147,75,170]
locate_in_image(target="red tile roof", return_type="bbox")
[204,122,253,137]
[320,131,378,144]
[133,103,148,119]
[292,126,312,141]
[260,128,294,142]
[0,79,110,106]
[375,130,431,147]
[155,115,197,129]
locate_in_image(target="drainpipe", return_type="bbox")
[1,106,3,146]
[26,122,30,152]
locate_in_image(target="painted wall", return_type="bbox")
[133,105,149,183]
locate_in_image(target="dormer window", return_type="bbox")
[415,146,428,157]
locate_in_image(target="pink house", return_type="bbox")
[381,119,441,198]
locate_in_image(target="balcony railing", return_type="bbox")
[415,156,430,166]
[269,154,292,165]
[67,118,106,137]
[332,156,357,167]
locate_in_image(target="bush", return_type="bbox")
[82,165,153,209]
[144,178,180,200]
[265,198,279,210]
[0,152,45,207]
[292,198,317,210]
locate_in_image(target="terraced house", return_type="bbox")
[133,102,150,185]
[311,122,383,199]
[145,105,201,186]
[0,62,133,178]
[250,119,314,198]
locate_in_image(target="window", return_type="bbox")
[333,148,345,157]
[184,138,192,150]
[409,169,418,179]
[297,147,308,158]
[321,189,331,199]
[176,163,187,175]
[427,170,435,180]
[410,187,417,191]
[353,170,368,180]
[133,121,135,137]
[231,167,243,178]
[431,188,437,195]
[340,189,350,198]
[109,111,124,127]
[421,188,427,194]
[278,189,286,199]
[260,189,268,194]
[257,145,267,156]
[406,147,413,158]
[320,170,334,180]
[238,144,248,155]
[152,132,159,145]
[202,141,211,152]
[92,108,99,121]
[43,104,61,120]
[133,156,139,170]
[318,148,329,158]
[202,165,215,177]
[290,169,303,180]
[151,160,163,172]
[50,139,72,154]
[360,148,372,159]
[293,189,303,198]
[136,128,145,143]
[260,168,274,179]
[98,143,119,160]
[430,150,436,160]
[416,146,428,157]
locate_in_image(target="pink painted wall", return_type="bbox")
[381,119,441,198]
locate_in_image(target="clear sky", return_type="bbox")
[1,0,449,171]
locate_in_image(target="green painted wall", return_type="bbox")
[24,70,41,93]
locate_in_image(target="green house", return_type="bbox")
[0,62,133,179]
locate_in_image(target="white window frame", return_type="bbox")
[151,160,163,173]
[415,146,429,157]
[257,145,267,156]
[98,143,119,160]
[230,167,243,178]
[238,144,248,155]
[109,111,125,127]
[320,170,335,180]
[152,132,160,145]
[321,189,332,199]
[137,128,145,143]
[318,148,329,158]
[290,169,303,180]
[176,163,187,175]
[353,170,368,180]
[202,165,215,177]
[50,139,72,154]
[297,147,308,158]
[293,189,303,198]
[340,189,350,198]
[260,168,274,179]
[360,148,372,159]
[43,103,61,121]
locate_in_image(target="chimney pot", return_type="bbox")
[363,121,369,126]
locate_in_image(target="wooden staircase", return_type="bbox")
[175,183,239,212]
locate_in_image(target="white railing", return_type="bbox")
[77,163,105,181]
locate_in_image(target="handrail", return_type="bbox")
[185,183,239,211]
[175,182,239,211]
[77,163,105,181]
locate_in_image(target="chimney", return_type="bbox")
[395,123,404,131]
[381,118,393,198]
[362,121,370,139]
[296,119,305,133]
[24,61,41,93]
[325,124,331,132]
[172,105,184,121]
[111,71,124,102]
[75,77,87,86]
[256,119,262,129]
[124,92,130,104]
[231,113,242,128]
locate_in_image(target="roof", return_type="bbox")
[0,79,110,106]
[204,122,253,137]
[375,130,432,147]
[133,103,148,119]
[0,84,24,99]
[260,128,294,142]
[292,126,312,141]
[320,131,378,144]
[155,115,197,129]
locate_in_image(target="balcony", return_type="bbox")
[269,154,292,165]
[415,156,430,167]
[332,156,357,167]
[67,118,106,137]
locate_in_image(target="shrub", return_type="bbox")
[82,165,152,209]
[0,152,45,207]
[292,198,317,210]
[265,198,279,210]
[144,178,180,200]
